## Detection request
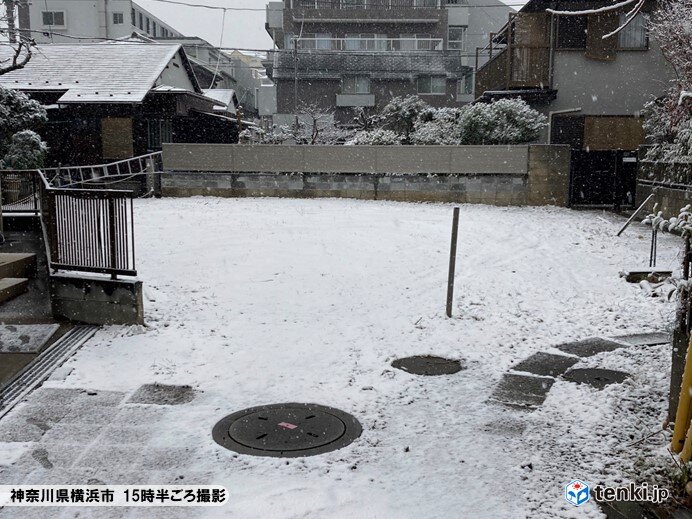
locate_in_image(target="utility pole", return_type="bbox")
[4,0,16,44]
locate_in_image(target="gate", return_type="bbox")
[569,150,638,208]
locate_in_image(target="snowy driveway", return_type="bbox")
[0,198,681,518]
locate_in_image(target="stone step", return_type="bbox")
[0,253,37,279]
[0,278,29,305]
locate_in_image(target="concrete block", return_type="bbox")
[49,275,144,326]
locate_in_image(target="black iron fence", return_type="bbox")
[1,169,137,279]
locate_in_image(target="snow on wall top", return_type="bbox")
[0,44,190,104]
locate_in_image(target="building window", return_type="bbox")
[131,8,136,25]
[414,0,438,6]
[457,72,473,95]
[138,12,143,30]
[300,32,332,50]
[557,16,587,49]
[345,33,387,51]
[152,21,157,37]
[618,13,648,49]
[342,76,370,94]
[146,17,150,33]
[42,11,65,26]
[417,76,446,94]
[148,119,173,149]
[448,25,467,50]
[399,33,437,50]
[113,12,124,24]
[342,0,366,7]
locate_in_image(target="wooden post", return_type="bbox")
[446,207,460,318]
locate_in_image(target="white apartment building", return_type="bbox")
[18,0,183,43]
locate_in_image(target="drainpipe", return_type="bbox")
[102,0,109,40]
[548,107,581,144]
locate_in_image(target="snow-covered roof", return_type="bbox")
[0,44,193,104]
[202,89,237,107]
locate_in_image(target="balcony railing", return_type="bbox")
[295,37,444,51]
[291,0,443,8]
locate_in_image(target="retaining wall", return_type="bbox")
[161,144,571,206]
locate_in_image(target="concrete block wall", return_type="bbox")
[636,159,692,218]
[161,144,571,206]
[50,274,144,326]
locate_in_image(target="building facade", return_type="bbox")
[264,0,512,126]
[17,0,183,43]
[474,0,675,207]
[0,44,239,167]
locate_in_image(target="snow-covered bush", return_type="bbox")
[410,107,464,145]
[457,99,547,145]
[377,95,430,142]
[643,0,692,162]
[2,130,48,169]
[346,129,402,145]
[0,86,48,167]
[0,86,47,145]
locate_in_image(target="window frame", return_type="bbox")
[42,11,66,27]
[616,12,649,50]
[448,25,467,50]
[112,12,124,25]
[417,75,447,95]
[342,75,371,95]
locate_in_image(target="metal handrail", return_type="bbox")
[294,37,444,51]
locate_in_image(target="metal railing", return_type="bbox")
[40,180,136,278]
[0,171,40,215]
[292,0,443,8]
[0,168,137,279]
[46,152,163,188]
[295,37,444,51]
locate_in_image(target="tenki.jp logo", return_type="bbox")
[565,480,590,507]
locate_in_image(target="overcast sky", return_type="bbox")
[135,0,525,53]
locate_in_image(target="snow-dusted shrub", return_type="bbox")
[345,129,402,145]
[410,107,463,145]
[0,86,47,144]
[643,0,691,162]
[457,99,547,145]
[377,95,430,141]
[2,130,48,169]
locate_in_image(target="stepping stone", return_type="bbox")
[563,368,630,389]
[489,373,554,409]
[0,324,59,353]
[554,337,626,358]
[510,352,580,378]
[611,332,670,346]
[127,384,196,406]
[391,355,464,376]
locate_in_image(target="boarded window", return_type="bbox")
[585,13,618,61]
[101,117,134,160]
[583,116,645,151]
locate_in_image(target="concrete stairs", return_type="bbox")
[0,253,36,305]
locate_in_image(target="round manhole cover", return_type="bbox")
[212,403,362,457]
[563,368,630,389]
[391,355,464,376]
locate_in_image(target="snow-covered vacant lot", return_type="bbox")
[0,198,683,518]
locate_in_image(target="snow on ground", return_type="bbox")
[1,198,684,518]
